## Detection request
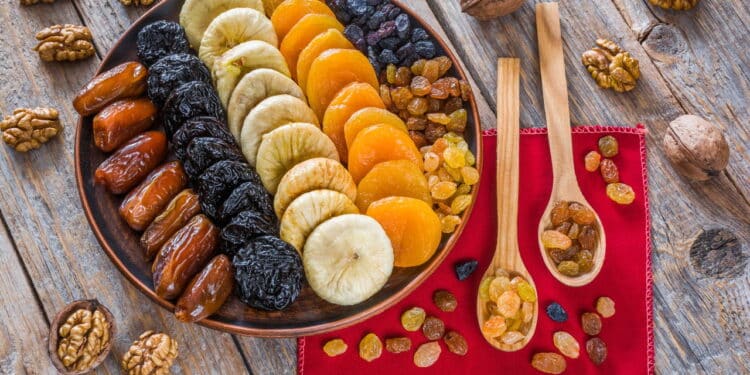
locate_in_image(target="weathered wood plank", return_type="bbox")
[427,0,750,373]
[0,2,251,373]
[234,337,297,375]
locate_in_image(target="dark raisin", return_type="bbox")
[147,53,211,107]
[411,28,429,42]
[378,37,401,51]
[395,13,410,39]
[415,40,436,59]
[367,10,386,29]
[366,31,383,46]
[233,236,303,310]
[171,116,235,161]
[162,81,224,138]
[220,210,278,256]
[546,302,568,322]
[196,160,260,220]
[377,49,399,64]
[136,21,190,67]
[396,42,415,61]
[217,181,275,225]
[183,137,243,180]
[384,4,400,19]
[454,259,478,281]
[344,24,364,42]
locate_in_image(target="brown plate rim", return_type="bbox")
[74,0,483,337]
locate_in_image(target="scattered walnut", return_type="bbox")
[649,0,699,10]
[460,0,524,21]
[122,331,178,375]
[34,24,95,62]
[0,107,62,152]
[119,0,156,6]
[663,115,729,181]
[581,39,640,92]
[20,0,55,4]
[56,308,111,372]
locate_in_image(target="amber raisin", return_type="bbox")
[481,315,506,338]
[459,80,472,101]
[584,151,602,172]
[434,56,453,77]
[497,291,522,318]
[576,249,594,273]
[359,333,382,362]
[427,98,442,113]
[578,226,598,250]
[567,222,581,240]
[422,60,440,82]
[586,337,608,365]
[606,182,635,205]
[380,84,393,109]
[600,158,620,183]
[323,339,348,357]
[394,67,412,86]
[407,116,427,130]
[391,87,414,110]
[401,307,426,331]
[385,337,411,354]
[429,79,450,99]
[569,202,596,225]
[433,290,457,312]
[447,109,467,133]
[413,341,441,368]
[581,312,602,335]
[450,194,471,214]
[531,352,567,374]
[410,76,431,96]
[596,296,616,318]
[542,230,572,250]
[427,112,451,125]
[478,276,492,301]
[443,97,463,114]
[422,316,445,340]
[411,59,426,75]
[445,77,461,97]
[598,135,619,158]
[548,247,576,264]
[431,181,457,200]
[407,97,429,116]
[555,221,572,235]
[550,201,570,226]
[444,331,468,355]
[553,331,580,359]
[557,261,580,276]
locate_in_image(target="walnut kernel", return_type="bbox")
[649,0,699,10]
[663,115,729,181]
[582,39,640,92]
[461,0,524,21]
[55,306,111,372]
[122,331,179,375]
[119,0,156,6]
[0,107,61,152]
[34,24,95,62]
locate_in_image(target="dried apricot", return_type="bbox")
[367,197,441,267]
[279,14,343,80]
[322,83,385,160]
[296,28,354,94]
[307,49,378,119]
[343,107,408,149]
[271,0,335,41]
[356,160,431,212]
[348,124,423,183]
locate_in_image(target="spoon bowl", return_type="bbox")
[536,2,606,287]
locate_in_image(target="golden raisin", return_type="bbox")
[541,230,573,250]
[584,151,602,172]
[323,339,348,357]
[606,183,635,205]
[359,333,382,362]
[410,76,431,96]
[401,307,426,331]
[596,296,616,318]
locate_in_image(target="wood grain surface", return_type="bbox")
[0,0,747,374]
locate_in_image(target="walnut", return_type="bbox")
[461,0,524,21]
[0,107,62,152]
[34,24,95,62]
[20,0,55,5]
[122,331,179,375]
[48,300,115,375]
[663,115,729,181]
[119,0,156,6]
[581,39,640,92]
[649,0,699,10]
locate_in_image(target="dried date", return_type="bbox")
[94,131,167,194]
[175,254,233,323]
[162,81,224,138]
[217,181,274,225]
[147,53,211,106]
[141,189,201,259]
[152,214,218,300]
[93,98,156,152]
[183,137,243,180]
[119,161,188,231]
[171,116,236,162]
[220,210,279,256]
[233,235,302,310]
[136,21,190,67]
[197,160,261,221]
[73,61,148,116]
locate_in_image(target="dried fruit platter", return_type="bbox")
[75,0,481,336]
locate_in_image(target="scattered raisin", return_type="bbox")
[606,182,635,205]
[546,302,568,322]
[444,331,468,356]
[584,150,602,172]
[323,339,347,357]
[531,352,567,374]
[401,307,426,331]
[385,337,411,354]
[359,333,382,362]
[581,312,602,335]
[599,158,620,183]
[553,331,580,359]
[422,316,445,340]
[454,259,478,280]
[433,290,457,312]
[598,135,619,157]
[586,337,608,365]
[413,342,441,368]
[596,296,616,318]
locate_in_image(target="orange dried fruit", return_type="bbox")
[271,0,334,41]
[348,124,423,183]
[279,14,343,80]
[306,49,378,119]
[344,107,407,149]
[367,196,441,268]
[297,29,354,95]
[322,83,385,161]
[356,160,432,212]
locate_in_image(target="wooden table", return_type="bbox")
[0,0,747,373]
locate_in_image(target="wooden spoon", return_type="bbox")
[536,2,606,287]
[476,58,538,352]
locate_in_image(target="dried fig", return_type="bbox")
[663,115,729,181]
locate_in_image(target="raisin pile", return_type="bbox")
[542,201,600,277]
[478,268,536,345]
[327,0,437,73]
[584,135,636,205]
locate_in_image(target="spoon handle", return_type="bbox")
[536,3,576,194]
[495,58,521,267]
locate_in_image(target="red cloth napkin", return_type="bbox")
[299,126,653,374]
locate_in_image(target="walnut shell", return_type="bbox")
[461,0,525,21]
[663,115,729,181]
[48,300,116,375]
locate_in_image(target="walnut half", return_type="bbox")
[649,0,700,10]
[581,39,640,93]
[34,24,95,62]
[119,0,156,6]
[122,331,179,375]
[0,107,62,152]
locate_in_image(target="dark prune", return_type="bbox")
[233,235,303,310]
[454,259,478,281]
[172,116,235,161]
[217,181,275,225]
[136,21,190,67]
[162,81,224,138]
[546,302,568,322]
[378,49,399,64]
[147,53,211,107]
[197,160,261,220]
[183,137,243,180]
[411,28,429,42]
[220,210,279,256]
[395,13,410,39]
[415,41,436,59]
